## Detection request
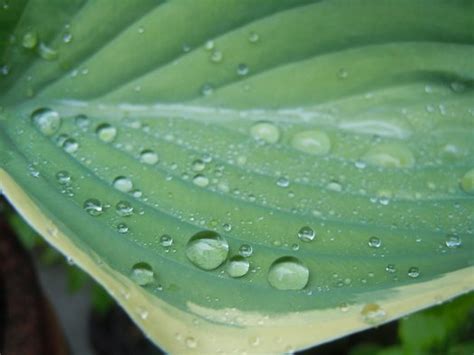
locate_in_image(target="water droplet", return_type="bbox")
[113,176,133,193]
[185,231,229,270]
[291,130,331,155]
[239,244,253,257]
[31,108,61,136]
[83,198,104,216]
[445,234,462,248]
[56,170,71,185]
[385,264,396,273]
[130,262,154,286]
[63,32,73,43]
[248,32,260,43]
[237,63,249,76]
[277,176,289,188]
[267,256,309,290]
[298,226,315,242]
[75,114,89,129]
[116,200,133,216]
[210,50,223,63]
[223,223,232,232]
[62,137,79,153]
[160,234,173,247]
[117,223,129,234]
[38,42,58,61]
[204,40,214,50]
[192,159,205,172]
[226,256,250,278]
[139,149,159,165]
[407,267,420,278]
[361,303,386,325]
[460,169,474,194]
[250,121,280,144]
[185,336,197,349]
[192,174,209,187]
[201,83,214,96]
[22,31,38,49]
[96,123,117,143]
[338,68,348,79]
[368,236,382,248]
[450,81,466,93]
[362,143,415,168]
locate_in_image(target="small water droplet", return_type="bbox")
[56,170,71,185]
[22,31,38,49]
[237,63,249,76]
[368,236,382,248]
[204,40,214,50]
[407,267,420,278]
[450,81,466,93]
[62,137,79,153]
[113,176,133,193]
[139,149,159,165]
[250,121,280,144]
[160,234,173,247]
[192,159,205,172]
[185,231,229,270]
[338,68,348,79]
[31,108,61,136]
[96,123,117,143]
[361,303,386,325]
[210,50,223,63]
[298,226,315,242]
[63,32,73,43]
[460,169,474,194]
[226,256,250,278]
[193,174,209,187]
[267,256,309,290]
[223,223,232,232]
[277,176,289,188]
[445,234,462,248]
[248,32,260,43]
[185,336,197,349]
[116,200,133,216]
[117,223,129,234]
[130,262,154,286]
[83,198,104,216]
[291,130,331,155]
[38,42,58,61]
[239,244,253,257]
[385,264,396,273]
[201,83,214,96]
[75,114,89,129]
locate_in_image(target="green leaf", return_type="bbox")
[0,0,473,352]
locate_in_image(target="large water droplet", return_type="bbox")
[361,303,386,325]
[267,256,309,290]
[185,231,229,270]
[130,262,154,286]
[192,174,209,187]
[362,143,415,168]
[298,226,315,242]
[83,198,104,216]
[226,256,250,278]
[445,234,462,248]
[291,130,331,155]
[460,169,474,194]
[250,122,280,144]
[368,236,382,248]
[31,108,61,136]
[113,176,133,193]
[139,149,159,165]
[96,123,117,143]
[407,267,420,278]
[116,200,133,216]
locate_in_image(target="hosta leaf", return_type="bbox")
[1,0,473,352]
